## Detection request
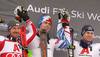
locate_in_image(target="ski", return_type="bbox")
[67,27,75,57]
[40,29,47,57]
[20,26,28,57]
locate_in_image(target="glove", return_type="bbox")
[14,6,30,22]
[58,13,61,19]
[17,7,30,22]
[58,9,70,27]
[14,6,22,22]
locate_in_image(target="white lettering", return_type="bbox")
[71,10,77,18]
[6,53,22,57]
[34,7,40,12]
[53,8,58,15]
[93,35,100,39]
[77,11,84,18]
[87,12,97,20]
[27,5,49,14]
[69,49,73,57]
[26,4,100,22]
[47,7,49,14]
[87,12,100,21]
[0,23,7,30]
[71,10,84,19]
[97,16,100,21]
[53,8,66,15]
[27,4,34,12]
[41,7,47,14]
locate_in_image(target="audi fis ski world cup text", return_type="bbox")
[27,4,100,21]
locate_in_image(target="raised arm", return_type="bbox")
[56,9,72,48]
[14,6,37,45]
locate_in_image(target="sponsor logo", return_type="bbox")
[0,23,7,31]
[93,35,100,39]
[71,10,100,21]
[6,53,22,57]
[27,4,100,22]
[80,48,89,54]
[16,23,20,26]
[27,4,65,15]
[79,48,92,57]
[41,34,47,57]
[0,20,18,31]
[88,27,92,30]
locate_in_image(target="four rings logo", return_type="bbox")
[6,53,22,57]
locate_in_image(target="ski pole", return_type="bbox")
[67,27,76,57]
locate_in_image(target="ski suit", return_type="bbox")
[0,19,37,57]
[72,40,100,57]
[28,19,72,57]
[57,19,100,57]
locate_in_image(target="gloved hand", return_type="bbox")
[58,13,61,19]
[58,9,70,27]
[14,6,30,22]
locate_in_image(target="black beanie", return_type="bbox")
[81,25,94,36]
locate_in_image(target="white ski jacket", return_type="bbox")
[28,19,72,57]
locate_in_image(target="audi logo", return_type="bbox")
[6,53,22,57]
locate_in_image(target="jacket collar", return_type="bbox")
[80,39,92,48]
